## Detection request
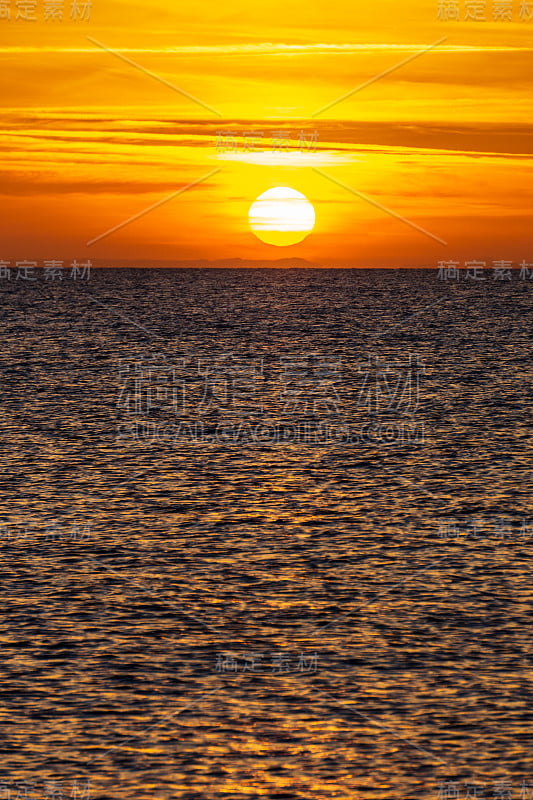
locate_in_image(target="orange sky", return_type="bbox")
[1,0,532,265]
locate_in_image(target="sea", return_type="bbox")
[1,268,531,799]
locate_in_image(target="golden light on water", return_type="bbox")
[248,187,316,246]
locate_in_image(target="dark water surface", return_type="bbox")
[1,269,531,799]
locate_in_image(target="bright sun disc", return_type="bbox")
[248,187,315,246]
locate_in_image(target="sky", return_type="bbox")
[1,0,533,265]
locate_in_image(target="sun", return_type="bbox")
[248,187,315,246]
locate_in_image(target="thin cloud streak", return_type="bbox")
[0,43,527,54]
[86,36,223,117]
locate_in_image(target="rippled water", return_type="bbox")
[1,268,531,799]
